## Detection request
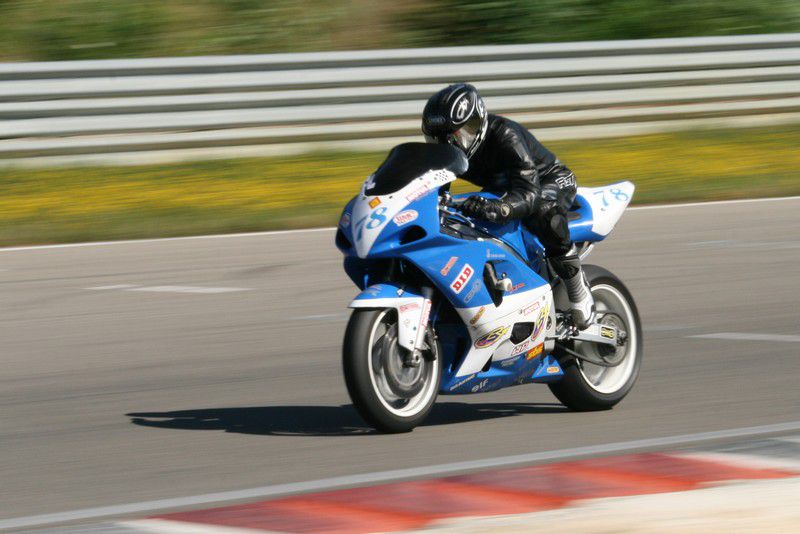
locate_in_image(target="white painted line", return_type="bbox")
[1,195,799,253]
[627,194,800,211]
[118,519,265,534]
[643,324,691,332]
[86,285,251,294]
[687,240,800,248]
[290,312,349,321]
[0,227,336,253]
[688,240,736,246]
[126,286,251,294]
[689,332,800,343]
[675,451,800,471]
[2,420,799,530]
[86,284,139,290]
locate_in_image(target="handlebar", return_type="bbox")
[440,193,503,228]
[440,193,476,229]
[446,196,467,207]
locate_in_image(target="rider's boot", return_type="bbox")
[550,245,595,329]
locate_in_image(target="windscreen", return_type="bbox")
[366,142,468,196]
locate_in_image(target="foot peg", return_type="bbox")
[485,262,513,292]
[495,277,512,292]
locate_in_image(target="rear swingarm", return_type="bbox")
[549,313,628,367]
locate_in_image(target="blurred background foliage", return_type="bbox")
[405,0,800,46]
[1,0,800,61]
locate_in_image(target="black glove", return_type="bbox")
[461,195,513,223]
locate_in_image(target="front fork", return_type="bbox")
[404,286,434,367]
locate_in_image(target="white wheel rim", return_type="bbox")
[366,310,439,418]
[575,284,638,394]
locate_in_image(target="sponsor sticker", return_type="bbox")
[520,301,540,316]
[507,282,526,293]
[471,378,489,393]
[450,264,474,294]
[475,326,509,348]
[363,286,382,297]
[469,306,486,326]
[420,299,432,329]
[500,355,521,367]
[449,374,475,391]
[601,326,615,339]
[339,212,350,228]
[463,280,482,303]
[398,302,420,313]
[368,197,381,209]
[393,210,418,227]
[531,303,550,341]
[510,339,533,356]
[526,343,544,360]
[405,184,431,203]
[486,250,505,260]
[546,366,560,374]
[440,256,458,276]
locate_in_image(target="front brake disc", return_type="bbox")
[380,324,426,398]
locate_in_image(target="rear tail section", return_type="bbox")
[568,181,635,242]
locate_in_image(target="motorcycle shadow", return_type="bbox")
[127,402,567,437]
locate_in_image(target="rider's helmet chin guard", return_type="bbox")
[422,83,488,159]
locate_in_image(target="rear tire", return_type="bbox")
[548,265,643,411]
[343,308,441,433]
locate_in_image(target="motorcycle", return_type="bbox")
[335,142,642,433]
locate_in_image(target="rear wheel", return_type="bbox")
[343,308,441,433]
[548,265,642,411]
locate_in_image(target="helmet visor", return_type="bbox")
[450,114,482,153]
[424,114,482,154]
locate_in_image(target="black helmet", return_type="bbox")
[421,83,488,159]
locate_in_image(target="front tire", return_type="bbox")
[343,308,441,433]
[548,265,643,411]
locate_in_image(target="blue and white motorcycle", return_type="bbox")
[336,143,642,433]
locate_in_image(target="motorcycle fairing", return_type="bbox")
[441,348,564,394]
[350,168,457,258]
[347,239,554,372]
[389,235,557,376]
[569,181,635,242]
[449,283,554,376]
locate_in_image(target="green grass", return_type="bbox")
[1,1,799,61]
[1,125,799,246]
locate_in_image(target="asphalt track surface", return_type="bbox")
[2,198,799,523]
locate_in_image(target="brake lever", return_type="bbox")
[440,206,476,229]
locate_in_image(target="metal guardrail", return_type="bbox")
[2,33,800,164]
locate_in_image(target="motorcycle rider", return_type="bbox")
[421,83,595,329]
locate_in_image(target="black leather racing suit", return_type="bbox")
[461,114,577,257]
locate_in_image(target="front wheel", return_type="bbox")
[343,308,441,433]
[549,265,643,411]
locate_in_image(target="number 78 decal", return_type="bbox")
[593,187,629,207]
[354,207,388,241]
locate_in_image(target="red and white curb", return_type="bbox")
[115,450,799,533]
